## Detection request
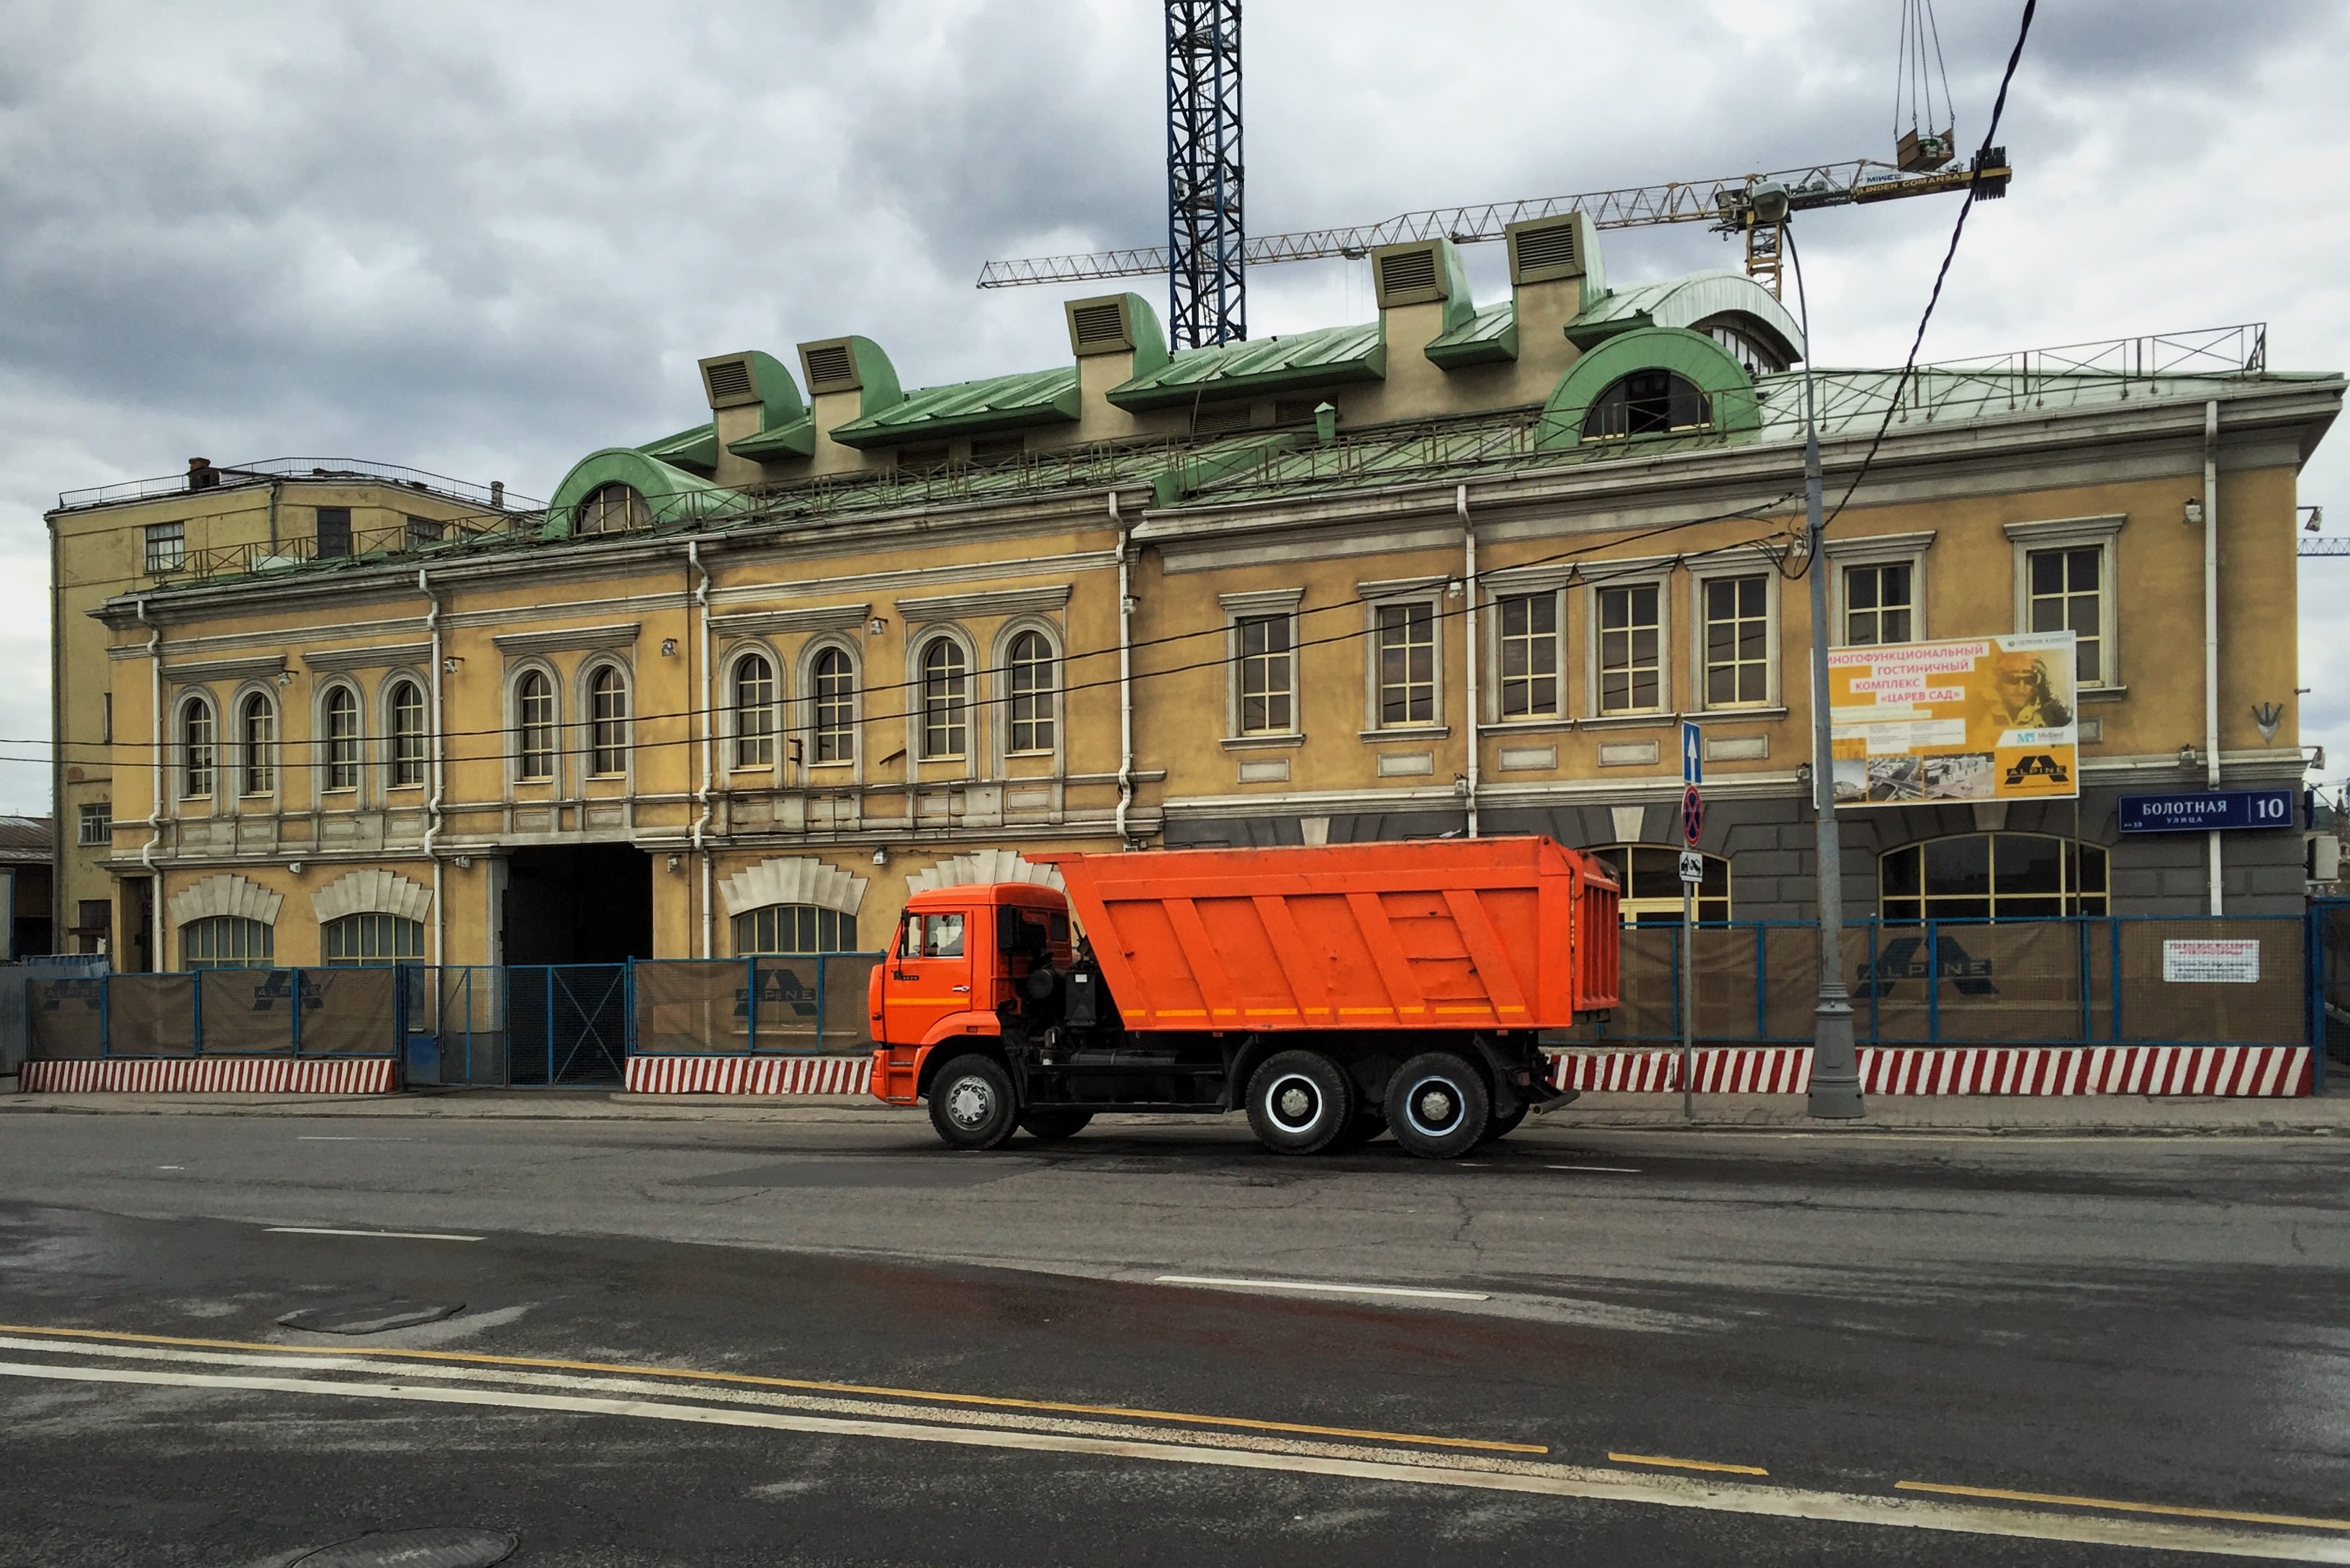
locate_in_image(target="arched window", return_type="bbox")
[1581,369,1711,441]
[733,654,775,770]
[239,693,276,796]
[732,903,854,955]
[182,916,271,969]
[323,913,424,965]
[1007,631,1055,754]
[577,482,651,535]
[1590,844,1731,927]
[588,664,629,775]
[322,685,361,792]
[388,679,428,787]
[181,697,215,799]
[1880,834,2108,922]
[919,638,968,760]
[516,670,556,780]
[811,646,855,764]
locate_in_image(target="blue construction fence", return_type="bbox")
[24,967,403,1063]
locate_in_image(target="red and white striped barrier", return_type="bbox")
[624,1055,873,1096]
[1547,1044,2314,1097]
[20,1057,398,1094]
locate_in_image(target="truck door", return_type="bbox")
[883,907,973,1045]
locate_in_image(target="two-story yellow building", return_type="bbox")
[53,215,2341,976]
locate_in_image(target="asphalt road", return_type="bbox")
[0,1111,2344,1565]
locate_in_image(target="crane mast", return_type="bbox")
[1164,1,1245,348]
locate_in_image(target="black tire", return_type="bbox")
[1385,1052,1490,1160]
[1479,1103,1529,1144]
[926,1054,1019,1150]
[1328,1110,1386,1151]
[1019,1109,1094,1142]
[1245,1050,1354,1155]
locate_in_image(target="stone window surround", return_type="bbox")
[1823,528,1935,649]
[1220,587,1304,744]
[2005,513,2125,692]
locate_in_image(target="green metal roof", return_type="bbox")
[1566,271,1806,361]
[1108,322,1387,410]
[827,367,1081,449]
[1424,301,1520,368]
[728,414,816,460]
[638,423,719,473]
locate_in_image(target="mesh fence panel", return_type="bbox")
[198,970,295,1055]
[431,968,508,1085]
[636,962,749,1055]
[821,955,878,1048]
[27,978,107,1060]
[302,968,397,1055]
[106,976,199,1057]
[546,965,627,1082]
[1606,927,1678,1040]
[2117,919,2303,1045]
[1931,922,2088,1045]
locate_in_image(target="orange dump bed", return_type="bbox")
[1030,837,1619,1034]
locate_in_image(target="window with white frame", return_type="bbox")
[1006,631,1055,754]
[918,637,968,760]
[145,522,185,574]
[2007,516,2121,689]
[1699,573,1770,708]
[516,670,556,780]
[238,693,277,795]
[1373,601,1436,728]
[811,646,856,763]
[322,685,361,791]
[1495,592,1562,721]
[1595,582,1664,716]
[733,653,775,769]
[77,802,111,846]
[1843,561,1914,646]
[1235,615,1294,736]
[183,916,271,968]
[387,680,428,787]
[323,914,424,965]
[181,696,216,798]
[588,665,629,775]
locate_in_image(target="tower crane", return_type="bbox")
[981,0,2012,348]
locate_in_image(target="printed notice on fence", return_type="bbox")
[1827,631,2079,806]
[2161,939,2261,984]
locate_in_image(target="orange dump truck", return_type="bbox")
[868,837,1619,1158]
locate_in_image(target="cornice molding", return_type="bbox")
[304,641,433,673]
[491,622,641,656]
[711,603,870,636]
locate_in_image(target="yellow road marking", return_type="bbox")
[1611,1451,1770,1477]
[1896,1480,2350,1534]
[0,1322,1544,1456]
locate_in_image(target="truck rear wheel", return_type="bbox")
[1245,1050,1354,1155]
[1019,1109,1094,1142]
[927,1054,1019,1150]
[1386,1053,1490,1160]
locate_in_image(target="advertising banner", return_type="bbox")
[1828,631,2079,806]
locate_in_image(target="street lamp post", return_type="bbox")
[1765,190,1865,1119]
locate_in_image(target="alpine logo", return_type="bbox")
[1855,934,1996,999]
[2004,753,2070,785]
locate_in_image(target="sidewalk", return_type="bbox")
[1,1081,2341,1135]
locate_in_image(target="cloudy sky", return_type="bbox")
[3,0,2345,814]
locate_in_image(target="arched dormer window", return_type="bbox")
[181,696,216,799]
[516,670,557,780]
[321,685,361,792]
[1006,630,1056,754]
[1581,370,1711,441]
[733,652,775,770]
[577,482,651,535]
[919,637,968,760]
[810,646,855,764]
[588,664,629,775]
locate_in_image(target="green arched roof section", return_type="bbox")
[544,448,737,538]
[1116,292,1171,378]
[731,349,805,426]
[1565,271,1804,365]
[1534,326,1761,452]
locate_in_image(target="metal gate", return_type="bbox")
[2310,898,2350,1074]
[508,965,629,1086]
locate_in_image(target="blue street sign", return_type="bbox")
[1682,720,1703,785]
[2117,788,2295,834]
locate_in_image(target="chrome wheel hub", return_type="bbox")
[1408,1078,1462,1135]
[1266,1074,1321,1131]
[947,1078,994,1129]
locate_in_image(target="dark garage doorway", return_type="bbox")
[503,844,654,965]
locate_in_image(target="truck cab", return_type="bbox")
[869,882,1071,1104]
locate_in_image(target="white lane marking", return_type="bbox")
[156,1166,184,1171]
[1547,1164,1641,1173]
[1155,1276,1491,1302]
[264,1227,482,1243]
[0,1359,2338,1559]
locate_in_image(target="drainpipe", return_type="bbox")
[137,598,163,970]
[1459,484,1480,838]
[690,540,714,957]
[1113,491,1136,848]
[420,569,446,963]
[2203,400,2223,915]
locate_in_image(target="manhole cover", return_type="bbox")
[276,1299,464,1335]
[290,1527,516,1568]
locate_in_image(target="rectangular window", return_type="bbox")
[1235,615,1294,735]
[2027,545,2104,685]
[1701,574,1770,708]
[1496,592,1559,720]
[77,803,111,846]
[1374,603,1435,727]
[315,507,353,559]
[405,514,445,549]
[1596,584,1662,715]
[145,523,185,574]
[518,680,556,780]
[1843,562,1913,646]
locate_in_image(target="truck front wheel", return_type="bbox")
[1245,1050,1354,1155]
[1386,1053,1490,1159]
[927,1054,1019,1150]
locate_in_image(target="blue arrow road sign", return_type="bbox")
[1682,720,1703,785]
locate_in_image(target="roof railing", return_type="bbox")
[56,458,539,513]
